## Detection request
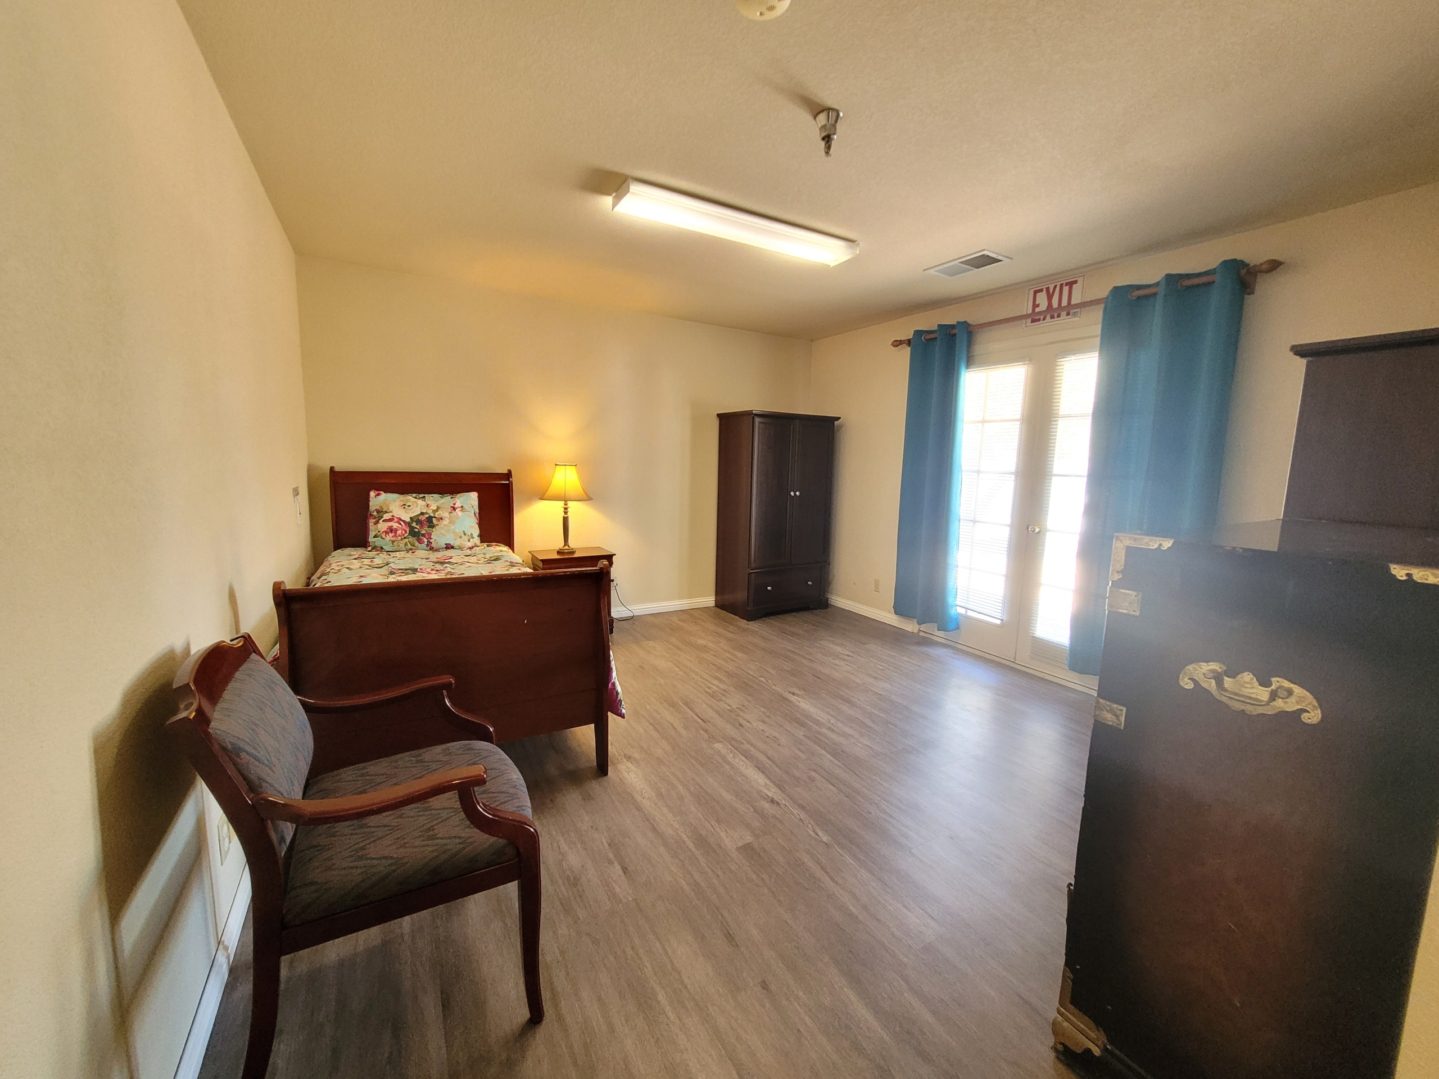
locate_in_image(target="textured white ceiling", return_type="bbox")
[178,0,1439,339]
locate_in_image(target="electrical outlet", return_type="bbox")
[873,577,881,593]
[218,819,234,865]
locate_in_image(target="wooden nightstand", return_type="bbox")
[529,548,616,631]
[529,547,614,572]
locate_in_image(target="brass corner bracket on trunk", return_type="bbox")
[1107,588,1141,616]
[1109,533,1174,583]
[1052,966,1107,1057]
[1390,564,1439,586]
[1094,698,1126,730]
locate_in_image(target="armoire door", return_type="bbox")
[750,415,793,569]
[788,419,834,567]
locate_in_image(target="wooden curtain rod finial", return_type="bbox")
[1240,258,1284,294]
[889,259,1284,346]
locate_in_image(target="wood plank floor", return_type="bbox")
[200,606,1097,1078]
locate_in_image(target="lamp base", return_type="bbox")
[558,501,574,553]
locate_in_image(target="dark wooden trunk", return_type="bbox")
[715,411,838,620]
[1056,327,1439,1078]
[1060,525,1439,1078]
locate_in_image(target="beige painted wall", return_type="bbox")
[811,180,1439,611]
[296,257,811,605]
[808,179,1439,1076]
[0,1,310,1076]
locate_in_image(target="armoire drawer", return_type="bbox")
[747,565,825,608]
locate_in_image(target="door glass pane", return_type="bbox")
[974,473,1015,523]
[1032,353,1098,647]
[955,364,1028,622]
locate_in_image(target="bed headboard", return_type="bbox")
[328,468,516,551]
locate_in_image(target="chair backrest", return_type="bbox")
[169,635,315,863]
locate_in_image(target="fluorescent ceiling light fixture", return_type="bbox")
[611,179,858,266]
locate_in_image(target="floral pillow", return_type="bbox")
[367,490,482,551]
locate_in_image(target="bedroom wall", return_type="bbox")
[811,180,1439,613]
[806,178,1439,1076]
[0,1,310,1076]
[296,256,811,607]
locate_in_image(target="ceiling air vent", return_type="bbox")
[925,250,1011,278]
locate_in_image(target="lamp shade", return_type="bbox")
[541,463,591,502]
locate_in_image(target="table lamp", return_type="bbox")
[541,463,591,554]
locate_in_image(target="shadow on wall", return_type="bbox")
[308,462,331,563]
[688,403,713,595]
[92,644,194,947]
[88,642,194,1077]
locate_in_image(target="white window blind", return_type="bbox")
[1030,352,1099,651]
[956,364,1027,622]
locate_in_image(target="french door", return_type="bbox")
[930,325,1101,689]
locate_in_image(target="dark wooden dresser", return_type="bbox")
[1055,328,1439,1079]
[715,410,838,620]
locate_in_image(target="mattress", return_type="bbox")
[309,544,531,587]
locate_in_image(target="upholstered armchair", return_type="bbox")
[168,635,542,1079]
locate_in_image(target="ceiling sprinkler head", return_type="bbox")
[736,0,791,20]
[815,108,842,157]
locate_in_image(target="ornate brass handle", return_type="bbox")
[1178,662,1321,725]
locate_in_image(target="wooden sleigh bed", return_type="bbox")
[274,468,616,773]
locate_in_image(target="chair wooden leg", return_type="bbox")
[518,854,544,1024]
[459,790,545,1024]
[594,712,609,776]
[244,920,281,1079]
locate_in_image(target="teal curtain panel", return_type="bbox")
[894,323,970,631]
[1068,259,1247,674]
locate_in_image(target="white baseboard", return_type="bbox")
[916,628,1097,693]
[829,594,1095,693]
[619,596,714,617]
[826,594,918,632]
[175,869,251,1079]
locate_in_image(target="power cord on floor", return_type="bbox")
[611,580,637,623]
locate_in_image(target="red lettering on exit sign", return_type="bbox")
[1028,276,1083,325]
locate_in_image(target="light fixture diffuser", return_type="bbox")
[611,179,858,266]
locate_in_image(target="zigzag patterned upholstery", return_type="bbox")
[283,741,531,926]
[210,655,315,853]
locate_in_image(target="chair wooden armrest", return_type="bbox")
[297,676,498,775]
[253,764,490,824]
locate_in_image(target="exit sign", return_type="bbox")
[1028,276,1083,325]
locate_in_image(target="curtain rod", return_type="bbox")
[889,259,1283,347]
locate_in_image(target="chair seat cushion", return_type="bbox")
[283,741,531,926]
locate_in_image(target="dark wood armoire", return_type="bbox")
[715,410,838,620]
[1055,328,1439,1079]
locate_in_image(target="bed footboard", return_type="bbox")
[274,565,612,772]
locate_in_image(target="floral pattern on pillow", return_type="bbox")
[367,490,482,551]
